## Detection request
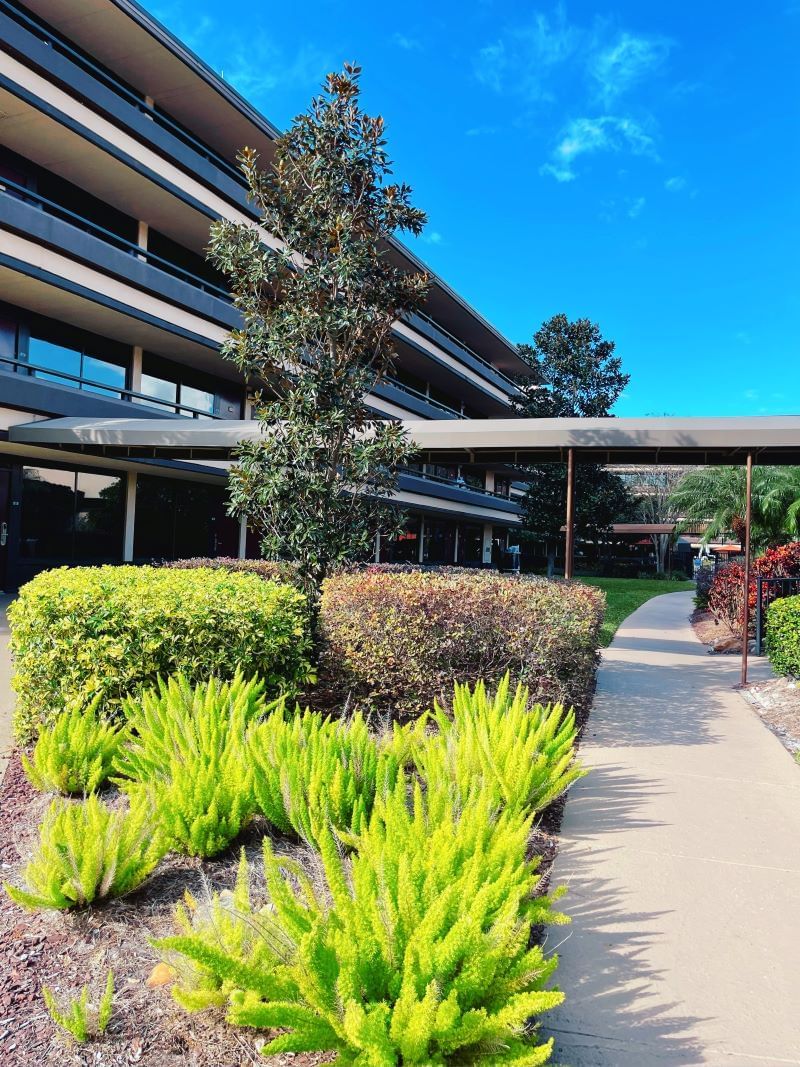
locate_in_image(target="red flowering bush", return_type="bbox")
[707,542,800,635]
[320,570,605,715]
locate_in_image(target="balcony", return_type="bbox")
[397,466,522,516]
[408,310,521,395]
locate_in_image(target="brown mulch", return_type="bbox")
[691,609,800,761]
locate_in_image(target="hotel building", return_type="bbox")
[0,0,528,592]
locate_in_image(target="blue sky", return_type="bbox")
[151,0,800,417]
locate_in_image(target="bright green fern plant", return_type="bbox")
[22,696,126,795]
[115,672,268,858]
[4,794,164,910]
[43,969,114,1042]
[248,707,400,848]
[156,776,566,1064]
[416,673,584,815]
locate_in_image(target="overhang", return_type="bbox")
[8,415,800,465]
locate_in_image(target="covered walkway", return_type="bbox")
[544,590,800,1065]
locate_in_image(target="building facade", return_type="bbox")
[0,0,528,592]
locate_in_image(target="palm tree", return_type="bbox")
[669,466,800,551]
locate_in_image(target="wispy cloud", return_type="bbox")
[421,230,444,245]
[393,33,423,52]
[627,196,646,218]
[590,32,671,104]
[540,115,657,182]
[474,6,580,102]
[664,176,687,192]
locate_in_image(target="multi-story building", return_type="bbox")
[0,0,529,593]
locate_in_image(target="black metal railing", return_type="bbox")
[0,354,223,420]
[383,377,461,417]
[399,465,516,502]
[0,177,231,302]
[754,576,800,655]
[0,0,244,185]
[411,310,519,390]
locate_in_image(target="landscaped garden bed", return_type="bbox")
[0,564,605,1066]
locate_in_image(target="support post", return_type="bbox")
[237,516,247,560]
[122,472,137,562]
[741,451,753,686]
[564,448,576,580]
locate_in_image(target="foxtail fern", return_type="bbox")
[43,969,114,1042]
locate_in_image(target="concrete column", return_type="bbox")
[122,472,137,562]
[237,516,247,560]
[136,221,149,263]
[144,95,155,121]
[453,524,460,564]
[418,516,426,563]
[374,531,381,563]
[482,522,493,567]
[485,470,495,492]
[130,346,143,394]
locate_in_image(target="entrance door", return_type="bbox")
[0,469,9,592]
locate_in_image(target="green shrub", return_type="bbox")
[117,673,264,858]
[416,674,584,814]
[9,565,312,742]
[43,970,114,1043]
[765,595,800,676]
[4,794,164,910]
[320,569,604,715]
[248,707,399,848]
[165,556,302,589]
[22,695,125,795]
[156,778,565,1064]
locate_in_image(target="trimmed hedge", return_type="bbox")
[320,569,604,714]
[9,566,311,742]
[165,556,302,589]
[765,595,800,676]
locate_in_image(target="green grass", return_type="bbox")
[581,577,696,647]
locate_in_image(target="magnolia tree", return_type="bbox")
[208,64,429,620]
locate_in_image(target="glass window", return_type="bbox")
[20,467,76,560]
[74,472,124,558]
[82,355,126,398]
[28,337,81,386]
[137,373,178,412]
[180,384,215,415]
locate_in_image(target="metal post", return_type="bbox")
[564,448,575,580]
[754,576,763,656]
[741,451,753,686]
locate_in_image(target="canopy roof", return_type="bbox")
[9,415,800,466]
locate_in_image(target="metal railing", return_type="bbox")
[383,376,461,417]
[399,465,516,502]
[754,576,800,655]
[0,177,231,301]
[0,0,244,185]
[0,354,224,420]
[411,309,519,390]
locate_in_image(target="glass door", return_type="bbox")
[0,469,10,592]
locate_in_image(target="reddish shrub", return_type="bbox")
[707,542,800,635]
[165,556,302,588]
[319,570,605,715]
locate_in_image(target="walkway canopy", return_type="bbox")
[9,415,800,464]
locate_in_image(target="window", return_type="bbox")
[133,475,239,560]
[136,356,221,418]
[20,466,124,562]
[27,335,127,398]
[137,372,177,410]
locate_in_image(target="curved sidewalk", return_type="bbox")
[545,590,800,1066]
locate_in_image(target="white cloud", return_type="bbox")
[540,115,657,181]
[421,231,443,245]
[474,6,580,102]
[393,33,422,52]
[664,176,687,192]
[590,32,671,104]
[627,196,646,218]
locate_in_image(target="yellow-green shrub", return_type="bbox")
[9,565,311,741]
[4,794,164,910]
[320,569,604,715]
[116,673,264,858]
[248,707,399,848]
[43,970,114,1043]
[156,778,566,1064]
[415,674,584,814]
[765,595,800,676]
[22,695,125,795]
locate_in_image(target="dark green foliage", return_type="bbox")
[207,64,429,606]
[765,595,800,675]
[116,673,268,858]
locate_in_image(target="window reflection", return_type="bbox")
[180,384,215,414]
[20,466,123,562]
[27,336,127,397]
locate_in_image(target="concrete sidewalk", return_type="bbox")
[544,590,800,1066]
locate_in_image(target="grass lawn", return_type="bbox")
[581,577,696,647]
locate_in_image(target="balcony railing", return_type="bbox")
[0,0,244,185]
[0,354,224,420]
[399,466,516,502]
[0,177,231,302]
[411,310,519,391]
[383,376,462,418]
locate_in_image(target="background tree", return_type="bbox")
[516,314,634,575]
[625,465,688,573]
[669,465,800,552]
[208,64,429,623]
